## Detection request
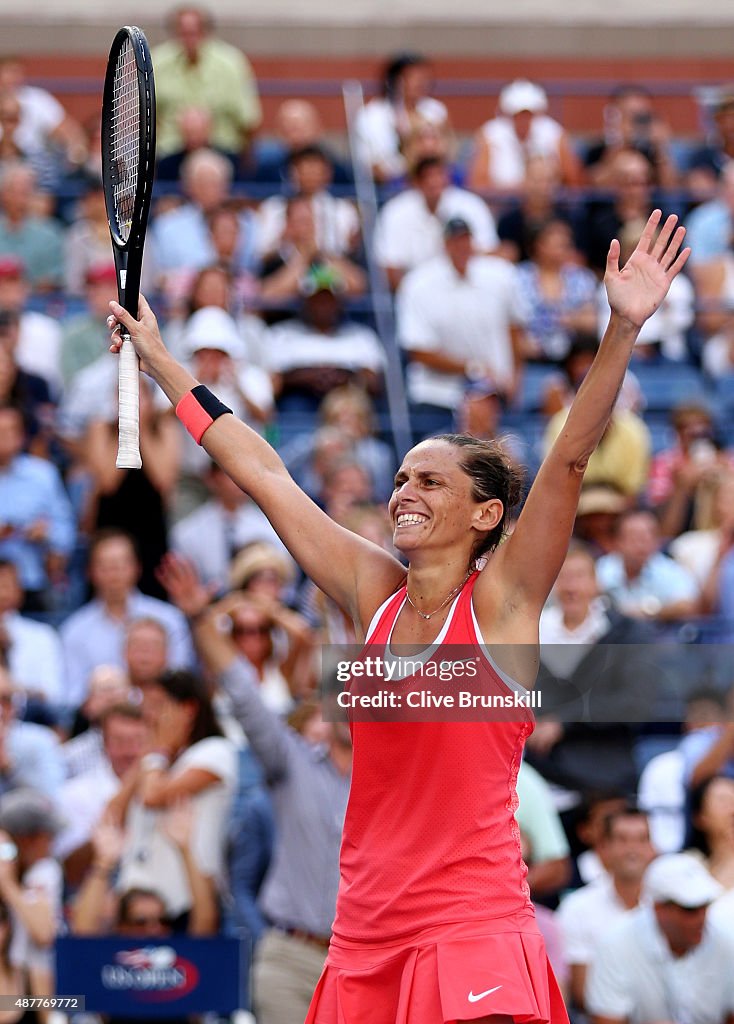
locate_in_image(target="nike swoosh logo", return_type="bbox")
[468,985,502,1003]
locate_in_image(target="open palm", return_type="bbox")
[604,210,690,329]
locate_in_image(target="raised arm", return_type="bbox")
[485,211,690,618]
[107,298,405,632]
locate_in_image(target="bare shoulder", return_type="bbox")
[472,546,541,645]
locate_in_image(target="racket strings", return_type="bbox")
[110,37,140,243]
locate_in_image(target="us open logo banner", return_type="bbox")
[56,936,245,1015]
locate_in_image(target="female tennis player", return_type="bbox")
[109,210,689,1024]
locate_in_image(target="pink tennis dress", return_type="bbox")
[305,571,570,1024]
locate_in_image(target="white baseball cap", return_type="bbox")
[643,853,723,909]
[184,306,245,359]
[499,79,548,117]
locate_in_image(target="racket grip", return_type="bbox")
[117,334,142,469]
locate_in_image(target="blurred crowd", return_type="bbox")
[2,4,734,1024]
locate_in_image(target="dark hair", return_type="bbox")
[611,506,658,537]
[167,5,214,34]
[601,803,648,841]
[154,669,224,746]
[383,52,428,100]
[187,263,232,317]
[610,83,652,102]
[287,144,331,168]
[687,774,733,856]
[118,887,167,927]
[432,433,524,564]
[526,216,573,257]
[412,155,445,180]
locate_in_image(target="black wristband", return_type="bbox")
[191,385,233,420]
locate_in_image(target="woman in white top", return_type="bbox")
[112,669,238,924]
[468,79,583,193]
[354,52,450,183]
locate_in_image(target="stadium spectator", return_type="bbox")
[0,404,74,606]
[670,471,734,593]
[281,385,395,503]
[688,774,734,891]
[496,154,581,263]
[258,194,366,309]
[396,216,526,436]
[0,787,63,1004]
[529,544,654,795]
[685,161,734,266]
[151,149,258,283]
[173,305,271,511]
[266,267,385,415]
[687,87,734,196]
[543,343,652,498]
[399,117,457,185]
[172,460,285,593]
[0,326,53,454]
[467,78,583,192]
[84,380,180,599]
[56,703,148,868]
[63,664,132,777]
[59,262,116,386]
[0,89,57,196]
[155,105,236,183]
[647,404,733,540]
[71,803,218,936]
[0,558,63,711]
[319,457,375,524]
[0,255,62,394]
[203,584,312,712]
[252,98,351,186]
[597,221,695,362]
[571,790,631,885]
[124,618,170,697]
[638,689,730,853]
[518,217,598,362]
[678,686,734,788]
[515,760,572,900]
[0,56,86,173]
[0,667,63,799]
[0,162,63,291]
[62,176,113,297]
[584,84,679,189]
[152,5,261,160]
[158,554,351,1024]
[374,155,498,290]
[596,508,700,622]
[583,148,660,275]
[354,52,449,183]
[585,853,733,1024]
[257,145,360,260]
[557,806,655,1012]
[571,484,628,557]
[112,668,237,925]
[692,229,734,376]
[59,529,194,710]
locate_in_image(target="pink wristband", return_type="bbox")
[175,386,232,444]
[176,390,213,444]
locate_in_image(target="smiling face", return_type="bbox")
[388,439,503,564]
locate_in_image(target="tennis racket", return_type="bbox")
[101,26,156,469]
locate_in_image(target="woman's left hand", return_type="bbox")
[604,210,690,329]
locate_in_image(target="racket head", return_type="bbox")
[101,26,156,257]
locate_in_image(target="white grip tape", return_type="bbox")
[116,335,142,469]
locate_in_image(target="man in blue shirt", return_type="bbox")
[0,404,75,607]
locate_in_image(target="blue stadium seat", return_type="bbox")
[631,363,709,411]
[515,364,561,413]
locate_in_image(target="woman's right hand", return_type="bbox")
[107,294,167,375]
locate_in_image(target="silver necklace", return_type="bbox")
[405,570,472,621]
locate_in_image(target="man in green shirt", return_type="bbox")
[153,5,262,159]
